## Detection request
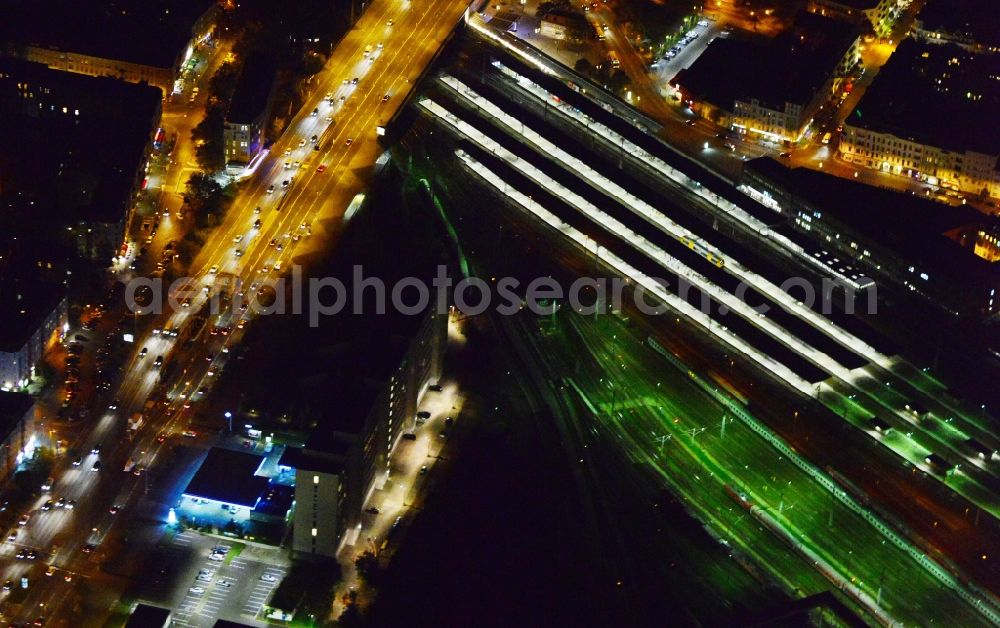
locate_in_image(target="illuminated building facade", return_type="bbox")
[0,0,218,95]
[672,12,860,144]
[839,40,1000,200]
[806,0,902,38]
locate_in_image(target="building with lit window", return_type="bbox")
[0,392,35,487]
[224,51,277,168]
[839,40,1000,200]
[0,0,219,95]
[671,12,860,145]
[806,0,902,37]
[178,447,296,534]
[0,58,162,262]
[0,281,67,392]
[743,157,1000,318]
[280,309,447,558]
[912,0,1000,54]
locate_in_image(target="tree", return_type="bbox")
[337,600,364,628]
[607,69,631,95]
[354,551,380,584]
[574,57,594,78]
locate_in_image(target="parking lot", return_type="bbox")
[651,19,722,84]
[136,530,287,627]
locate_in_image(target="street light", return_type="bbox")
[225,411,233,432]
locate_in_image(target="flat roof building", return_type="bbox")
[124,603,172,628]
[224,51,278,168]
[839,40,1000,200]
[0,0,218,94]
[0,392,35,491]
[806,0,902,37]
[743,157,1000,318]
[912,0,1000,54]
[0,280,67,391]
[0,58,162,263]
[672,12,860,144]
[183,447,269,509]
[280,309,447,558]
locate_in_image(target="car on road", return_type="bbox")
[345,138,353,146]
[2,580,11,591]
[6,530,16,542]
[82,543,95,554]
[351,77,359,85]
[266,185,275,194]
[108,398,119,410]
[365,507,380,515]
[72,457,82,467]
[109,505,120,515]
[217,579,232,587]
[190,586,206,595]
[234,248,243,257]
[402,433,417,441]
[196,572,213,582]
[316,164,326,173]
[46,566,56,577]
[381,94,390,103]
[41,500,53,511]
[253,218,262,229]
[91,461,101,472]
[18,515,30,527]
[154,356,164,368]
[208,553,224,562]
[416,410,431,421]
[139,347,148,358]
[92,443,102,455]
[253,206,262,214]
[209,265,219,274]
[428,383,443,392]
[260,573,277,582]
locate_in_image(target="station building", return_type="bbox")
[743,157,1000,318]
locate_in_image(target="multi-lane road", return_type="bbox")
[1,0,469,624]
